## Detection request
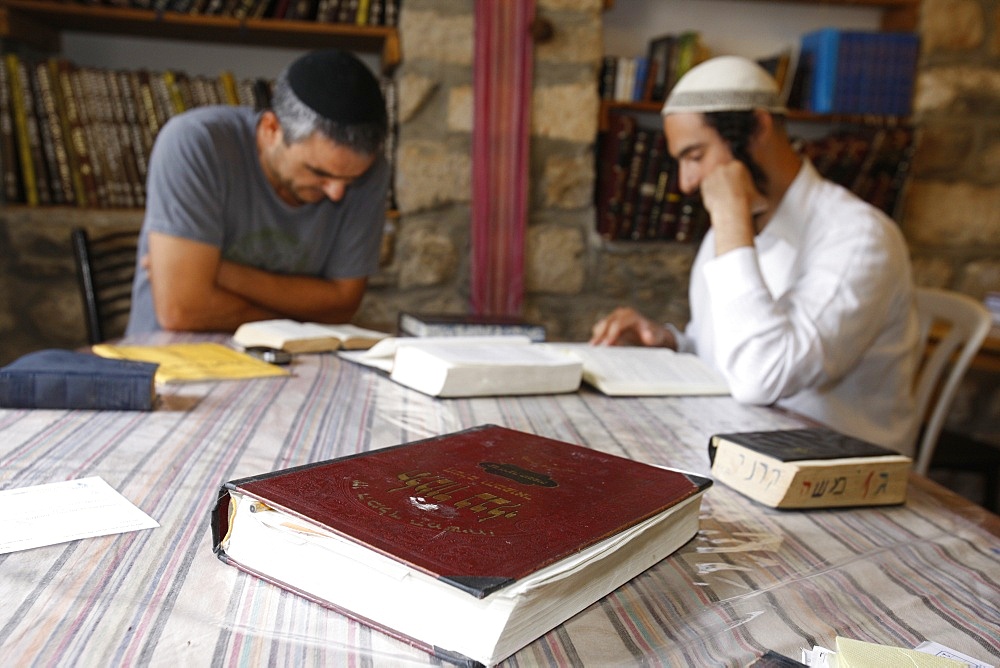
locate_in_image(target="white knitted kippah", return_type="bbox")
[661,55,787,115]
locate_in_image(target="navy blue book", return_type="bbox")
[396,311,547,342]
[0,349,159,411]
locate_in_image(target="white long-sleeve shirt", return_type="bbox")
[676,160,920,455]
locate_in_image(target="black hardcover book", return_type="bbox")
[0,349,159,411]
[397,311,547,342]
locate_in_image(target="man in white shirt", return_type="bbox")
[590,56,920,455]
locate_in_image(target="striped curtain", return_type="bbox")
[471,0,535,315]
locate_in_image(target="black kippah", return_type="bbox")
[286,49,387,128]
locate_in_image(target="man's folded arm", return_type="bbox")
[150,232,368,331]
[148,232,279,332]
[215,260,366,324]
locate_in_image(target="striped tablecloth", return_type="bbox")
[2,344,999,666]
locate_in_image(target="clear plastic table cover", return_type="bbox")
[2,335,998,666]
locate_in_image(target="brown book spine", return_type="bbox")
[631,131,666,240]
[56,60,99,208]
[231,0,258,19]
[655,164,681,240]
[161,70,188,116]
[19,58,54,205]
[190,75,220,107]
[618,129,650,240]
[68,66,111,207]
[33,61,75,205]
[315,0,340,22]
[269,0,292,19]
[116,71,150,205]
[99,69,135,208]
[44,59,86,206]
[674,195,707,243]
[134,70,164,148]
[251,0,275,18]
[0,55,23,202]
[335,0,356,22]
[596,114,636,240]
[5,54,43,205]
[236,78,257,107]
[105,70,145,208]
[80,68,126,207]
[150,71,178,126]
[218,71,241,105]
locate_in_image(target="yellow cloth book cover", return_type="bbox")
[92,342,288,384]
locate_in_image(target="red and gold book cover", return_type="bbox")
[213,424,710,599]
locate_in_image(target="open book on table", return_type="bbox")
[539,343,730,396]
[339,336,583,398]
[232,319,390,354]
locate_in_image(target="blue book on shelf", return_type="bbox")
[800,28,918,116]
[632,56,650,101]
[0,349,159,411]
[801,28,843,114]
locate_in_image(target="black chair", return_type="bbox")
[71,227,139,345]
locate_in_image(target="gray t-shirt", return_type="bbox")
[126,105,388,335]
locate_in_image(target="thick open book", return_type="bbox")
[232,319,389,354]
[340,336,582,397]
[540,343,729,396]
[211,424,711,667]
[708,428,911,509]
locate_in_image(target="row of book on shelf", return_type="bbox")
[600,31,707,104]
[0,53,398,209]
[78,0,400,25]
[597,114,708,243]
[597,110,913,243]
[604,27,919,118]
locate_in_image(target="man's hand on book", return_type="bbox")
[589,307,676,348]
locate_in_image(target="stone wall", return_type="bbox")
[906,0,1000,298]
[355,0,700,342]
[905,0,1000,444]
[0,209,144,364]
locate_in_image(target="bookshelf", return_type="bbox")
[0,0,401,73]
[0,0,400,214]
[595,0,918,242]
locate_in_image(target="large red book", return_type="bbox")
[211,424,711,666]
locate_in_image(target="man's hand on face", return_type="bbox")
[700,161,767,254]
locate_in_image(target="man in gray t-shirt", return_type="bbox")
[126,49,389,335]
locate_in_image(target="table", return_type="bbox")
[3,338,999,666]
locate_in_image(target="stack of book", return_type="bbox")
[0,54,398,209]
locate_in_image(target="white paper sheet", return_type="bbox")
[0,476,159,554]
